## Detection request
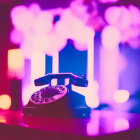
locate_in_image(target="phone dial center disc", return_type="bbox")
[30,85,68,104]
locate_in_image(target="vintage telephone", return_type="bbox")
[22,73,91,117]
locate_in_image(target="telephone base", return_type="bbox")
[23,106,91,118]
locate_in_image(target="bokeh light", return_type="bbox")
[0,118,6,123]
[0,94,11,110]
[98,0,119,3]
[86,94,99,108]
[105,6,121,26]
[113,90,129,103]
[8,49,24,79]
[10,6,34,31]
[32,11,53,33]
[114,118,129,132]
[101,25,120,49]
[10,29,24,44]
[129,5,140,26]
[29,3,41,16]
[85,81,99,108]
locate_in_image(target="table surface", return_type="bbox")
[0,109,140,140]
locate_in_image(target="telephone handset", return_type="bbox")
[34,73,88,87]
[22,73,91,117]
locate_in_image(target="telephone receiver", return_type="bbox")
[23,73,91,118]
[34,73,88,87]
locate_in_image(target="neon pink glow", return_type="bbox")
[105,6,131,29]
[10,29,24,44]
[98,0,119,3]
[70,0,88,21]
[114,118,129,132]
[10,6,34,31]
[10,5,27,18]
[113,90,129,103]
[20,41,34,59]
[87,111,99,136]
[128,37,140,49]
[10,4,94,55]
[101,26,120,50]
[43,32,66,56]
[129,5,140,26]
[55,9,92,49]
[104,5,140,49]
[32,11,53,33]
[121,26,140,43]
[0,94,11,110]
[118,6,131,29]
[29,3,41,16]
[105,6,121,25]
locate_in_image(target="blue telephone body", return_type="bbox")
[22,73,91,117]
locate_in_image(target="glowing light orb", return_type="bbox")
[85,82,99,108]
[32,11,53,33]
[10,5,27,18]
[105,6,121,25]
[70,0,88,21]
[43,32,66,56]
[20,41,33,59]
[113,90,129,103]
[0,118,6,123]
[86,95,99,108]
[101,25,120,49]
[29,3,41,16]
[129,5,140,26]
[11,6,34,31]
[10,29,24,44]
[105,6,131,29]
[98,0,119,3]
[118,6,131,29]
[0,94,11,110]
[8,49,24,79]
[114,118,129,132]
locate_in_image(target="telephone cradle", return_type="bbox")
[22,73,91,118]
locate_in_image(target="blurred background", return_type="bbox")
[0,0,140,113]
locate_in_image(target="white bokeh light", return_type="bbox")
[113,90,130,103]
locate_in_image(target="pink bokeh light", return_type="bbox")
[32,11,53,34]
[29,3,41,16]
[129,5,140,26]
[114,118,129,132]
[10,6,35,31]
[98,0,119,3]
[10,29,24,44]
[105,6,131,29]
[105,6,121,26]
[101,25,120,49]
[104,5,140,49]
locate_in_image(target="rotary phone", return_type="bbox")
[22,73,91,117]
